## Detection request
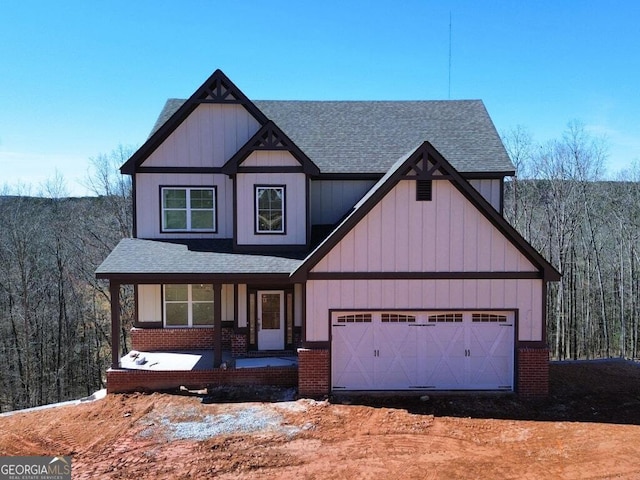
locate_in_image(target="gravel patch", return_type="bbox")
[140,405,302,441]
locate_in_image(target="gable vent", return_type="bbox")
[416,180,432,201]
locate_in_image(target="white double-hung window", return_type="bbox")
[161,187,216,232]
[164,284,214,327]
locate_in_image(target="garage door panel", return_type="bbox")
[331,322,374,390]
[377,324,419,388]
[428,356,467,389]
[331,310,514,391]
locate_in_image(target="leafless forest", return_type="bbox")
[1,124,639,410]
[504,122,640,361]
[0,149,134,411]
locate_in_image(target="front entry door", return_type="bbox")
[257,291,284,350]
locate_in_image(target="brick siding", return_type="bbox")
[517,346,549,397]
[297,348,330,397]
[131,327,215,351]
[107,366,298,394]
[231,334,248,357]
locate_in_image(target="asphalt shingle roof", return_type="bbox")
[96,239,303,276]
[151,99,514,174]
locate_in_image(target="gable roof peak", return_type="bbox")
[120,68,269,174]
[222,120,320,175]
[292,141,559,282]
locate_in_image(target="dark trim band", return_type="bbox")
[307,271,543,280]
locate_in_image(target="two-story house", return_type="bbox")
[97,69,560,397]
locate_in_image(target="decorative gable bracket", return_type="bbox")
[402,151,452,181]
[196,74,243,104]
[221,121,320,175]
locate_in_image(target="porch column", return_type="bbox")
[214,283,222,368]
[110,281,121,369]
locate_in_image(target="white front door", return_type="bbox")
[257,291,284,350]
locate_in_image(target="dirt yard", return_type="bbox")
[2,360,640,479]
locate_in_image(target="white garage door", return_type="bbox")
[331,311,514,391]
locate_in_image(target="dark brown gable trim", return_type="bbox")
[237,166,304,174]
[233,244,307,254]
[95,273,295,284]
[222,121,320,175]
[138,167,224,174]
[463,171,516,179]
[312,173,383,181]
[121,69,269,175]
[307,271,543,280]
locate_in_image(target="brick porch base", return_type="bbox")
[107,366,298,394]
[131,327,236,352]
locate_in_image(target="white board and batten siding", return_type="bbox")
[142,104,260,169]
[307,278,542,342]
[306,179,544,343]
[136,173,233,239]
[312,180,537,274]
[135,104,261,239]
[236,170,307,246]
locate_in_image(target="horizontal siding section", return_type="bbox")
[312,180,536,273]
[236,172,307,245]
[305,278,543,342]
[310,180,376,225]
[469,179,502,211]
[142,104,260,168]
[135,173,233,239]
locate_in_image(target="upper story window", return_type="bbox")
[164,284,214,327]
[161,187,216,232]
[255,185,285,234]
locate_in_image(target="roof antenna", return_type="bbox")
[448,12,452,99]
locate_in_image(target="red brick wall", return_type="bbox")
[107,366,298,393]
[297,348,330,397]
[221,327,233,351]
[231,334,248,357]
[518,346,549,397]
[131,328,215,351]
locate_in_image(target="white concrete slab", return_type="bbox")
[120,351,209,371]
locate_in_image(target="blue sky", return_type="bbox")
[1,0,638,195]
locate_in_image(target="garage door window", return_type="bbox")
[381,313,416,323]
[472,313,507,323]
[337,314,372,323]
[428,313,463,323]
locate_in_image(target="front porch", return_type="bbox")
[107,349,299,393]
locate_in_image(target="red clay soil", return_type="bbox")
[2,360,640,479]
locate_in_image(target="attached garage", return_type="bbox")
[331,310,515,391]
